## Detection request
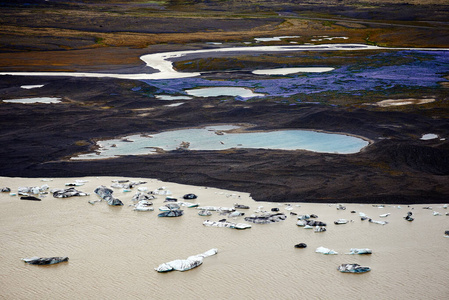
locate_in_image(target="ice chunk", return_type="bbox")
[316,247,338,255]
[22,256,68,265]
[155,249,218,272]
[338,263,370,273]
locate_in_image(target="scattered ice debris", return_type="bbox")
[183,193,197,200]
[338,263,371,273]
[334,219,349,225]
[316,247,338,255]
[254,206,266,213]
[94,185,123,206]
[368,218,388,225]
[164,197,177,202]
[234,204,250,209]
[284,205,293,211]
[158,210,184,217]
[18,185,49,196]
[153,188,172,195]
[179,202,199,208]
[132,192,155,202]
[298,214,311,220]
[137,186,149,192]
[297,219,327,227]
[228,211,245,218]
[65,180,88,186]
[197,206,235,212]
[52,188,88,198]
[294,243,307,248]
[379,213,390,218]
[155,248,218,272]
[314,226,327,232]
[22,256,68,265]
[423,206,432,210]
[1,187,11,192]
[198,210,212,216]
[244,213,287,224]
[20,196,41,201]
[159,203,181,211]
[433,211,442,216]
[133,200,154,211]
[337,204,346,210]
[404,211,414,221]
[347,248,372,255]
[359,212,368,221]
[111,180,146,189]
[203,219,251,230]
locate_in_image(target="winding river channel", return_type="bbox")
[1,43,446,80]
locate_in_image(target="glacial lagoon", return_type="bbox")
[73,125,370,160]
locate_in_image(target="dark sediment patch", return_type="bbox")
[0,75,447,204]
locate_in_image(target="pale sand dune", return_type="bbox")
[1,176,448,299]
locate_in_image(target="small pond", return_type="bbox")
[156,95,192,100]
[185,87,265,98]
[252,67,334,75]
[20,85,44,89]
[2,97,61,104]
[73,125,370,160]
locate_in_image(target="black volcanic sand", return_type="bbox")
[0,75,448,204]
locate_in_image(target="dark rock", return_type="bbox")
[20,196,41,201]
[183,193,197,200]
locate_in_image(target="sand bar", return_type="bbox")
[1,176,448,299]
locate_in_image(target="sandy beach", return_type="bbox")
[1,176,448,299]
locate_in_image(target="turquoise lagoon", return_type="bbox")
[73,125,370,160]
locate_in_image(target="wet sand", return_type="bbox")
[1,176,448,299]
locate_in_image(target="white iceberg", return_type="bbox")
[155,248,218,272]
[203,220,251,230]
[347,248,372,255]
[316,247,338,255]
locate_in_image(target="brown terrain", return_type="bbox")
[0,0,448,203]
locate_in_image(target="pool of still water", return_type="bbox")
[73,125,370,160]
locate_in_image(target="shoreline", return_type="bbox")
[0,175,445,206]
